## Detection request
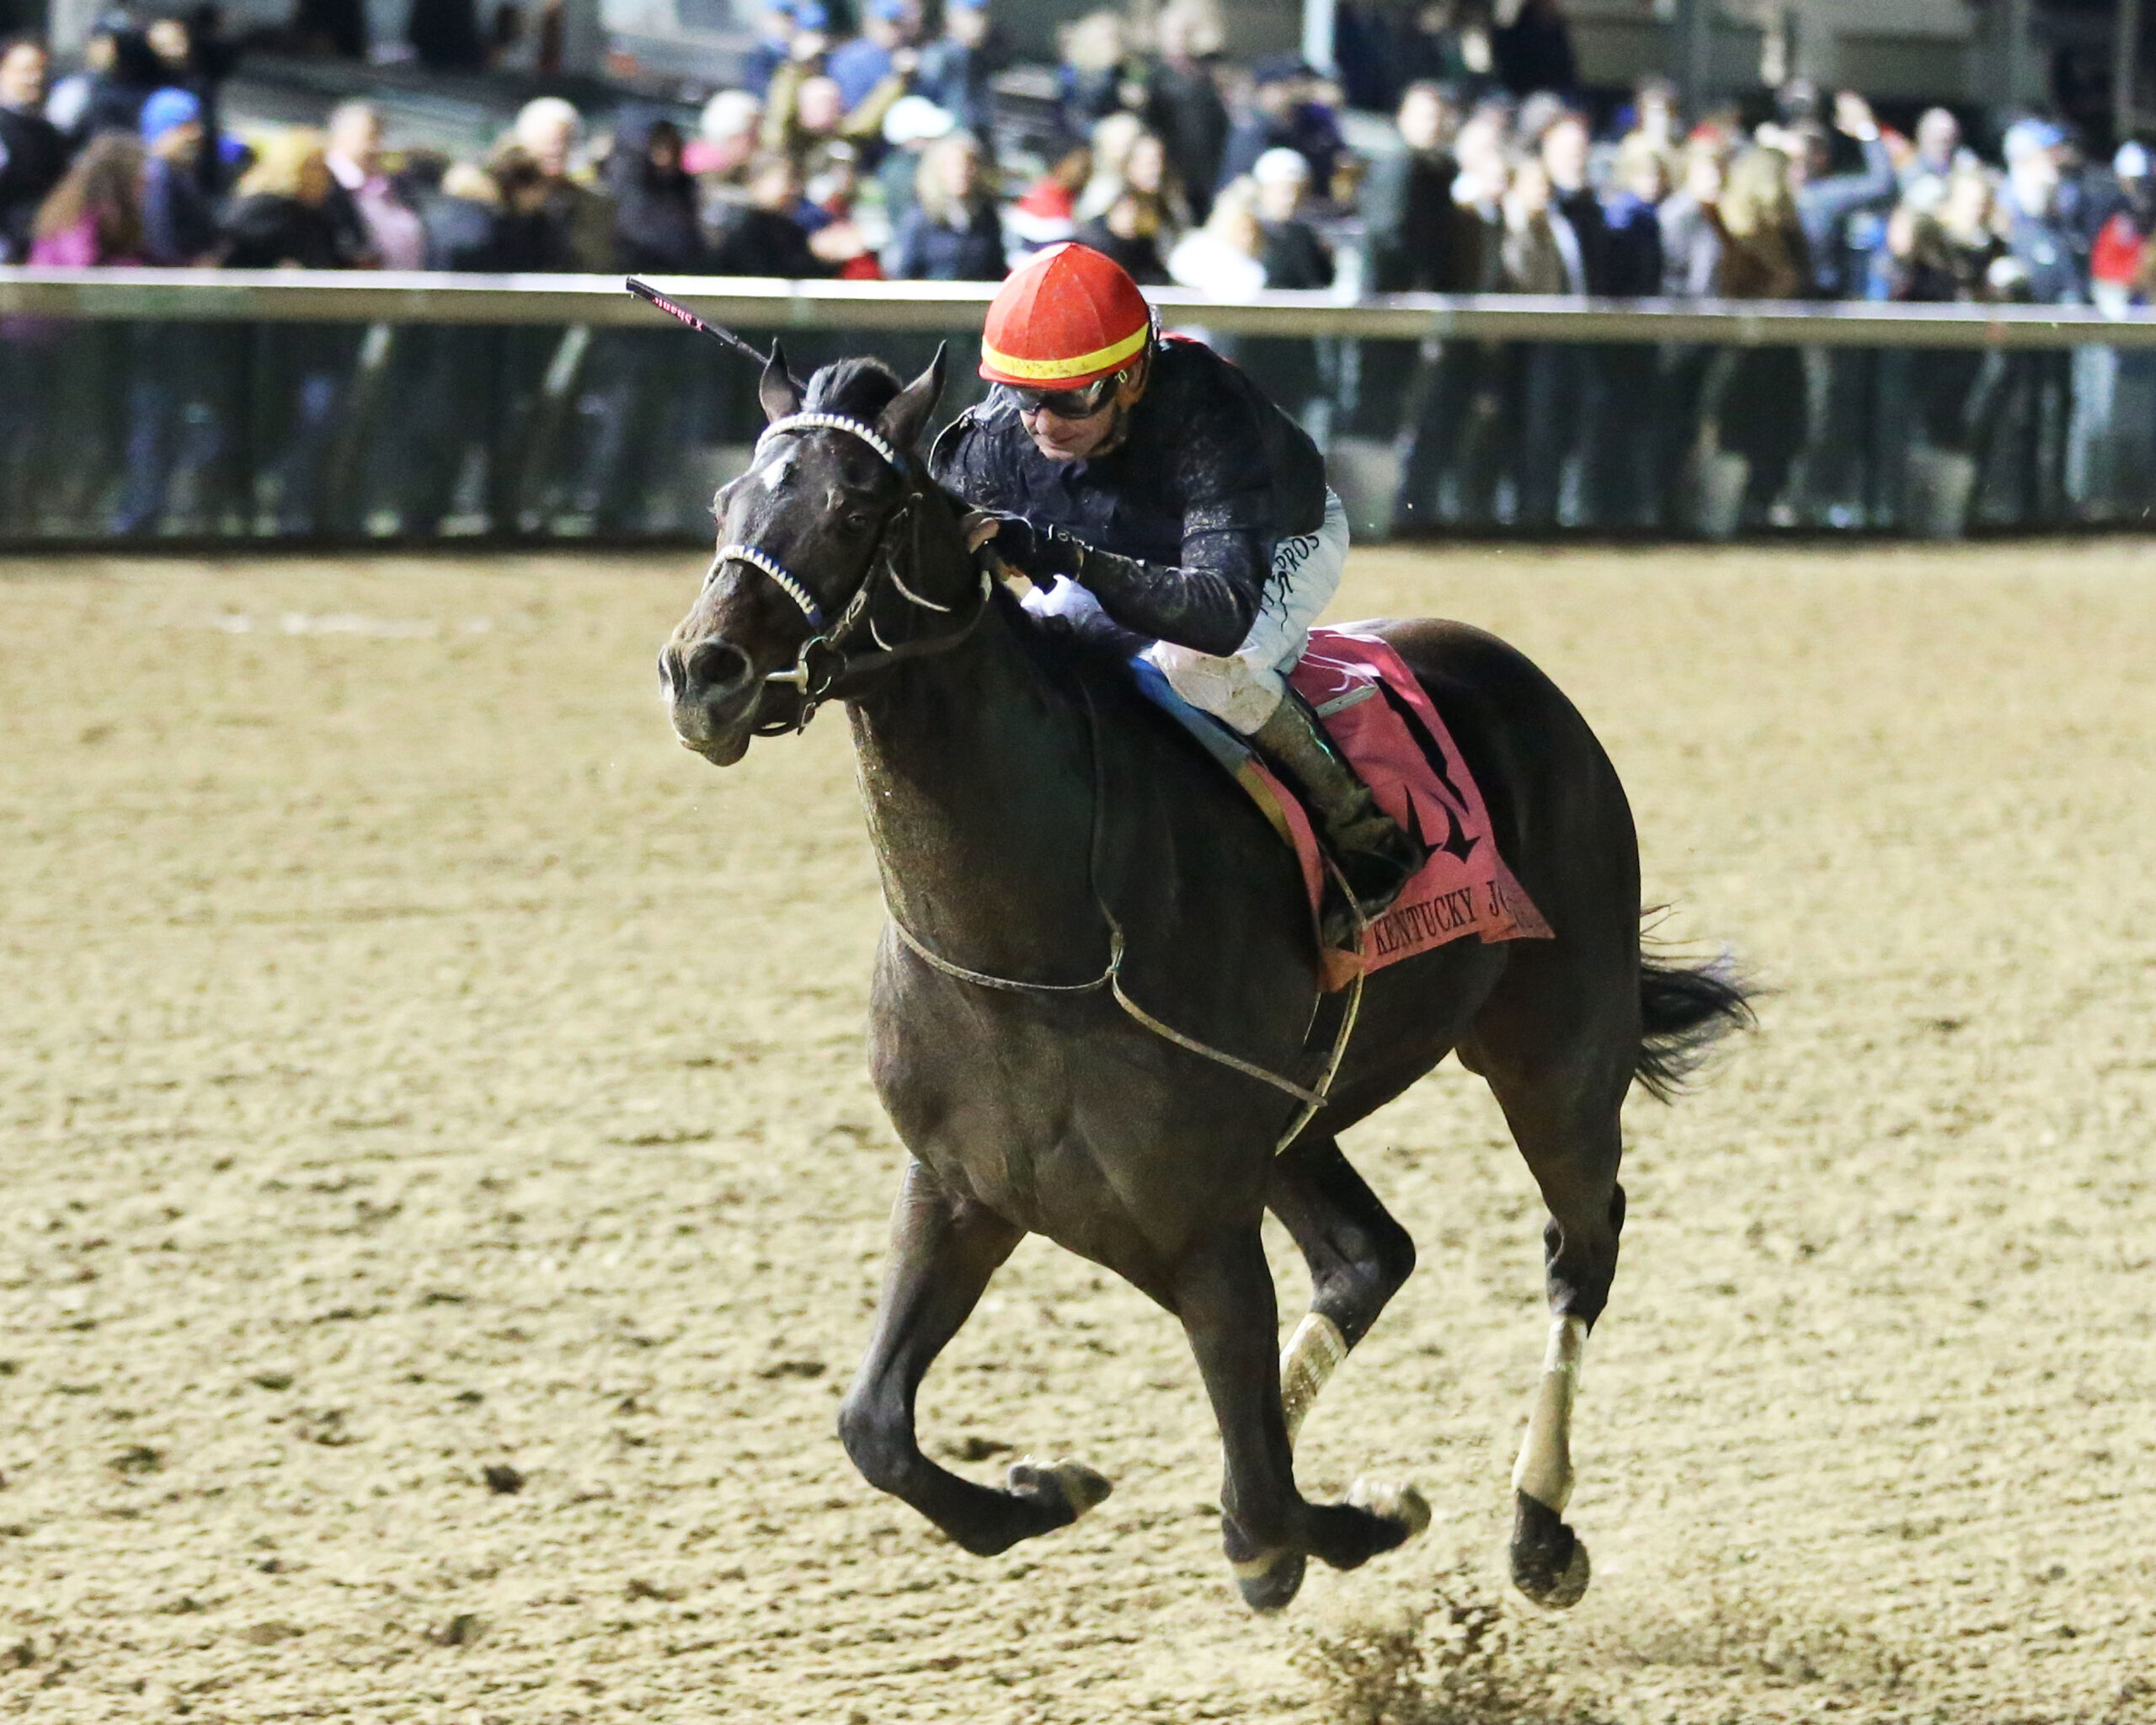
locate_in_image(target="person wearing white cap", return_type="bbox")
[2089,141,2156,310]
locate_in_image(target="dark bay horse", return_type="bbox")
[659,347,1753,1614]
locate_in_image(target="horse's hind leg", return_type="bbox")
[836,1160,1111,1557]
[1463,964,1633,1611]
[1267,1135,1417,1444]
[1175,1224,1428,1613]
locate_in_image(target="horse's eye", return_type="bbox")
[845,512,873,534]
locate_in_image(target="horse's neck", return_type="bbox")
[847,600,1103,974]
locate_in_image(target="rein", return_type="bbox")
[707,411,988,735]
[722,406,1362,1146]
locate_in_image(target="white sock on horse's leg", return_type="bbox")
[1511,1314,1588,1512]
[1279,1311,1348,1447]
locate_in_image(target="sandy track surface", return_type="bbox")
[1,542,2151,1724]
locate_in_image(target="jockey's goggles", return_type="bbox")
[1008,368,1128,419]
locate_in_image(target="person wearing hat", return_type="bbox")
[139,85,216,264]
[827,0,920,115]
[935,243,1425,936]
[743,0,799,96]
[2090,142,2156,310]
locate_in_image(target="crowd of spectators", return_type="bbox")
[7,0,2156,308]
[7,0,2155,537]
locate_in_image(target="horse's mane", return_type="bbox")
[803,357,905,423]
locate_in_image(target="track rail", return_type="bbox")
[4,268,2156,348]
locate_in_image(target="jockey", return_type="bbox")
[931,242,1425,937]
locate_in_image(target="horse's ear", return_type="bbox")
[878,342,947,455]
[760,343,803,423]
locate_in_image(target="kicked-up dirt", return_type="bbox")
[0,541,2151,1723]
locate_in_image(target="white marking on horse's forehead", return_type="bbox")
[760,448,798,492]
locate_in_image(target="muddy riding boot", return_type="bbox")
[1252,692,1427,948]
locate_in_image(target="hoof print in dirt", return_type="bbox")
[481,1463,525,1495]
[1006,1457,1111,1523]
[1232,1547,1308,1614]
[1509,1490,1590,1609]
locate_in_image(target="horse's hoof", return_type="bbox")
[1509,1489,1591,1609]
[1231,1547,1308,1614]
[1006,1457,1112,1524]
[1348,1478,1433,1546]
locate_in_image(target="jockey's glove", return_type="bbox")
[979,513,1089,584]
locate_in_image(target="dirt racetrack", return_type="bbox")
[1,540,2152,1725]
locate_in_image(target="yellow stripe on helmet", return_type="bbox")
[979,323,1150,382]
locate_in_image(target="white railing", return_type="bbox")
[5,267,2156,349]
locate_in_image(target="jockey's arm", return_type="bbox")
[984,515,1266,658]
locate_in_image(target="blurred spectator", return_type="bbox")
[328,101,425,269]
[514,95,613,270]
[1538,109,1603,289]
[1006,133,1088,249]
[1492,0,1575,99]
[1219,60,1343,198]
[1705,144,1810,521]
[766,60,902,174]
[1613,73,1679,163]
[710,150,827,276]
[1075,120,1180,282]
[609,110,705,272]
[1143,1,1227,220]
[1361,82,1479,292]
[1716,145,1807,296]
[1168,173,1264,294]
[1251,147,1330,289]
[1059,10,1139,131]
[2089,142,2155,310]
[915,0,1001,139]
[1785,92,1893,298]
[1497,152,1566,292]
[1997,120,2085,302]
[742,0,799,96]
[688,88,761,184]
[29,131,146,263]
[47,13,165,145]
[422,157,510,270]
[0,36,67,262]
[219,128,356,267]
[140,87,217,264]
[1899,106,1971,212]
[888,129,1002,279]
[1658,139,1725,296]
[877,91,954,223]
[1601,133,1665,295]
[829,0,920,114]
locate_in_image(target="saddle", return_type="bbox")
[1134,628,1551,987]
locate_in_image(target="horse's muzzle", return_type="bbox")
[664,635,760,765]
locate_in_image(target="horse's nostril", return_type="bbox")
[685,640,751,697]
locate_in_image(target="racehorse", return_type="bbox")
[659,346,1754,1613]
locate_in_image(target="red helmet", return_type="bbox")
[979,243,1154,388]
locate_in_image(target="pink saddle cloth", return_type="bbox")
[1243,628,1552,984]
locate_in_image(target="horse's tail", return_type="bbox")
[1633,922,1758,1103]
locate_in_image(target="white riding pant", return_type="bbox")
[1022,489,1351,736]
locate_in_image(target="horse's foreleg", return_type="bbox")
[836,1159,1110,1556]
[1267,1135,1417,1445]
[1174,1225,1428,1614]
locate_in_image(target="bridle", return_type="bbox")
[704,410,990,734]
